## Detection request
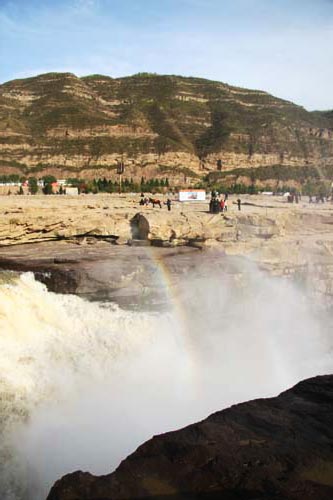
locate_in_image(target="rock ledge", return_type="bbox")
[47,375,333,500]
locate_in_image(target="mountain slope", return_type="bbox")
[0,72,332,182]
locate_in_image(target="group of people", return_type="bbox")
[139,196,150,206]
[209,192,242,213]
[139,193,172,211]
[309,194,330,203]
[289,193,333,204]
[209,195,228,214]
[287,193,301,203]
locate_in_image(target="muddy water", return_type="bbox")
[0,244,332,500]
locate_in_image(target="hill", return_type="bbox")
[0,72,332,185]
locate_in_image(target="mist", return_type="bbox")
[0,257,332,500]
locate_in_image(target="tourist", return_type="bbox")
[224,199,228,212]
[237,198,241,211]
[166,198,171,211]
[220,199,225,212]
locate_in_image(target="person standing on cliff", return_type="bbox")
[166,198,172,211]
[237,198,241,211]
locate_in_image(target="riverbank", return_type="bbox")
[1,193,333,305]
[0,192,332,247]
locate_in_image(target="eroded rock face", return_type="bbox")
[46,375,333,500]
[1,72,333,182]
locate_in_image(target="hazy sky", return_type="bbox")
[0,0,332,110]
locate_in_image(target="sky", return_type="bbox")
[0,0,332,110]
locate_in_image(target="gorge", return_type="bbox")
[0,193,332,500]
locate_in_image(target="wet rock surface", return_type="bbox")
[0,242,196,305]
[0,242,250,309]
[46,375,333,500]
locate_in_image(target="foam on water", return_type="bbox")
[0,265,332,500]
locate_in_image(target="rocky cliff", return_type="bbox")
[1,72,332,183]
[1,194,333,305]
[47,375,333,500]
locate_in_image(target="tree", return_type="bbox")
[108,180,114,193]
[42,175,57,185]
[97,178,103,191]
[28,177,38,195]
[43,183,53,195]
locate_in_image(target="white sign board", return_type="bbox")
[178,190,206,202]
[65,187,79,195]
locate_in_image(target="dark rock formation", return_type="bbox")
[47,375,333,500]
[0,242,204,307]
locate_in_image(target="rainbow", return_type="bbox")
[140,246,202,396]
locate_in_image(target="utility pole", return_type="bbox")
[117,159,125,194]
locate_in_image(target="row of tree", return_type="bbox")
[205,181,332,196]
[9,175,173,195]
[28,176,57,194]
[0,174,23,183]
[5,173,332,197]
[67,177,171,194]
[0,174,57,185]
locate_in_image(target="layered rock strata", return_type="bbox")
[0,73,332,181]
